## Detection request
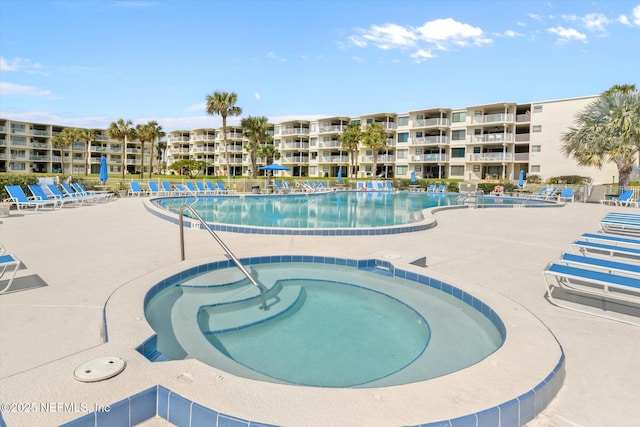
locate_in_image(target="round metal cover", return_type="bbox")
[73,357,126,382]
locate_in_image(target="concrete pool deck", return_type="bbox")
[0,197,639,426]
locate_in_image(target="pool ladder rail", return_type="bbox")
[458,189,485,208]
[178,204,268,310]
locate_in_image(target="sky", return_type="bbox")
[1,0,639,131]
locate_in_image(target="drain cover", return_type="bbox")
[73,357,126,382]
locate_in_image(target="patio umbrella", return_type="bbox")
[411,170,417,184]
[337,166,342,183]
[99,156,108,184]
[518,169,525,188]
[260,163,291,172]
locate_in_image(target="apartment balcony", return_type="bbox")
[192,134,216,141]
[515,133,530,142]
[0,126,5,132]
[470,113,515,125]
[319,155,350,163]
[412,118,450,128]
[281,143,310,151]
[282,127,310,136]
[514,153,530,161]
[370,122,396,130]
[516,114,531,123]
[318,125,345,134]
[470,133,515,143]
[30,154,52,161]
[167,136,190,143]
[31,142,49,149]
[468,153,514,162]
[411,153,449,162]
[10,127,27,134]
[191,147,217,154]
[31,129,50,137]
[360,154,396,163]
[410,135,449,145]
[169,148,190,154]
[319,141,341,148]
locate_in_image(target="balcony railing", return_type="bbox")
[192,134,216,141]
[360,154,396,162]
[412,118,450,128]
[514,153,530,161]
[470,133,515,143]
[319,155,350,163]
[470,113,515,125]
[318,125,345,133]
[281,142,310,150]
[516,114,531,123]
[468,153,514,162]
[167,136,190,142]
[410,135,449,145]
[411,153,449,162]
[515,133,530,142]
[319,140,341,148]
[282,127,310,135]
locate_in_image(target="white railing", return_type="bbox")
[468,153,514,162]
[470,113,514,124]
[412,118,450,127]
[471,133,515,143]
[411,153,449,162]
[411,135,449,145]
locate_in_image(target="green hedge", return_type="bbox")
[0,173,41,200]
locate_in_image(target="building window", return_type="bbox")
[451,130,466,141]
[532,125,542,133]
[397,149,408,159]
[451,148,465,158]
[398,116,409,126]
[473,165,481,172]
[531,165,540,172]
[533,105,543,113]
[310,166,317,175]
[397,165,408,175]
[397,132,409,143]
[450,165,464,176]
[473,146,481,154]
[310,137,317,146]
[415,165,422,172]
[532,145,541,152]
[452,112,466,123]
[415,131,422,138]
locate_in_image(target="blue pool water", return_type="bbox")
[143,258,505,388]
[153,191,545,230]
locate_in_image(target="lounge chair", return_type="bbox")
[61,183,104,203]
[147,181,162,196]
[274,181,284,193]
[281,181,294,193]
[571,240,640,261]
[437,184,447,193]
[544,187,559,199]
[600,216,640,236]
[558,188,574,202]
[174,184,188,195]
[128,181,147,197]
[559,252,640,277]
[184,182,198,195]
[530,187,550,198]
[206,181,218,194]
[543,262,640,324]
[45,184,92,205]
[384,181,395,192]
[73,183,113,200]
[366,181,375,191]
[601,190,633,206]
[4,185,57,211]
[27,184,69,208]
[161,182,174,195]
[581,233,640,249]
[356,182,367,191]
[427,184,437,192]
[0,253,22,294]
[196,182,210,195]
[216,181,231,194]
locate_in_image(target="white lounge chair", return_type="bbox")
[0,253,22,294]
[4,185,57,211]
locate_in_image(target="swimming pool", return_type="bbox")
[148,191,555,235]
[141,257,505,388]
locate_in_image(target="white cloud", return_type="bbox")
[0,57,47,75]
[349,18,491,62]
[547,26,587,43]
[267,52,286,62]
[502,30,525,38]
[0,110,111,128]
[634,4,640,25]
[185,102,206,112]
[582,13,609,33]
[254,92,261,100]
[351,56,365,62]
[619,14,631,26]
[0,81,55,98]
[410,49,434,63]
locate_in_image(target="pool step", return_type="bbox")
[179,267,256,289]
[169,281,303,367]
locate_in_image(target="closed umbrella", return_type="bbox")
[411,170,417,184]
[518,170,525,188]
[99,156,108,184]
[337,166,342,183]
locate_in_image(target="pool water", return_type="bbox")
[144,259,505,388]
[153,191,539,229]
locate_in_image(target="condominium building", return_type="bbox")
[0,95,619,184]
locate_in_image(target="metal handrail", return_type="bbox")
[178,205,268,310]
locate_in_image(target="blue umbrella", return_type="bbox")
[411,170,417,184]
[99,156,108,184]
[260,163,291,171]
[518,169,525,188]
[337,166,342,183]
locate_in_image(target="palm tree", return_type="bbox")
[241,116,272,178]
[205,91,242,181]
[339,121,362,178]
[258,144,280,166]
[76,128,97,176]
[52,127,79,176]
[107,119,135,180]
[362,122,388,178]
[146,121,165,179]
[135,123,152,177]
[155,140,167,175]
[562,84,640,187]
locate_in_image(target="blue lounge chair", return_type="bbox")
[558,188,574,202]
[437,184,446,193]
[161,182,173,195]
[581,233,640,248]
[4,185,57,211]
[184,182,198,194]
[28,184,69,208]
[571,240,640,261]
[147,181,162,196]
[61,183,102,203]
[544,187,559,199]
[427,184,437,192]
[128,181,146,197]
[74,182,113,199]
[216,181,230,194]
[206,181,218,193]
[384,182,395,192]
[174,184,188,195]
[196,182,210,194]
[45,184,90,205]
[357,182,367,191]
[600,217,640,236]
[560,252,640,277]
[0,253,22,294]
[543,262,640,324]
[601,190,633,205]
[366,181,374,191]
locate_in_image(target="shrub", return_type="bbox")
[548,175,589,185]
[0,174,40,200]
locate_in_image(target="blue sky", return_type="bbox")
[1,0,639,131]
